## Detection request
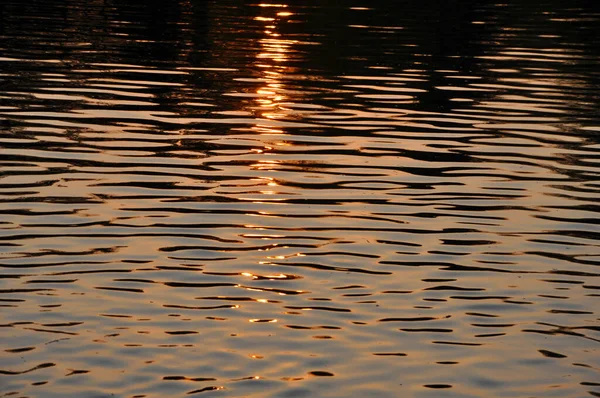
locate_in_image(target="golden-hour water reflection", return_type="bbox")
[251,3,297,124]
[244,4,298,210]
[2,1,600,397]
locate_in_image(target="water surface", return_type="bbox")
[1,1,600,397]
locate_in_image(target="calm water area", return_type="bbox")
[1,1,600,397]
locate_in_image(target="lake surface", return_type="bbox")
[1,1,599,397]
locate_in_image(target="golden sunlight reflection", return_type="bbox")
[237,3,305,211]
[250,3,298,125]
[250,159,282,172]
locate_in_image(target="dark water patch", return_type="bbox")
[474,333,506,338]
[423,285,485,291]
[432,341,483,346]
[373,353,407,357]
[65,369,89,376]
[0,362,55,375]
[284,306,351,313]
[379,316,444,322]
[4,346,36,353]
[95,286,144,293]
[285,325,341,330]
[309,371,334,377]
[471,323,514,328]
[25,279,78,284]
[23,327,78,336]
[164,304,237,310]
[539,349,568,359]
[164,376,217,382]
[187,386,223,395]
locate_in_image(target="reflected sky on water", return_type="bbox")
[1,1,599,397]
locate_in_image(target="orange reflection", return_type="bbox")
[240,3,303,205]
[250,3,298,125]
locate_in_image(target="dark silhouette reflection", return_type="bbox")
[1,0,599,118]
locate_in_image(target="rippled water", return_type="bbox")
[1,1,600,397]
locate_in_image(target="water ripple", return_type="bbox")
[1,0,599,397]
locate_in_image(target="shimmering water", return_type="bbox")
[1,1,600,397]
